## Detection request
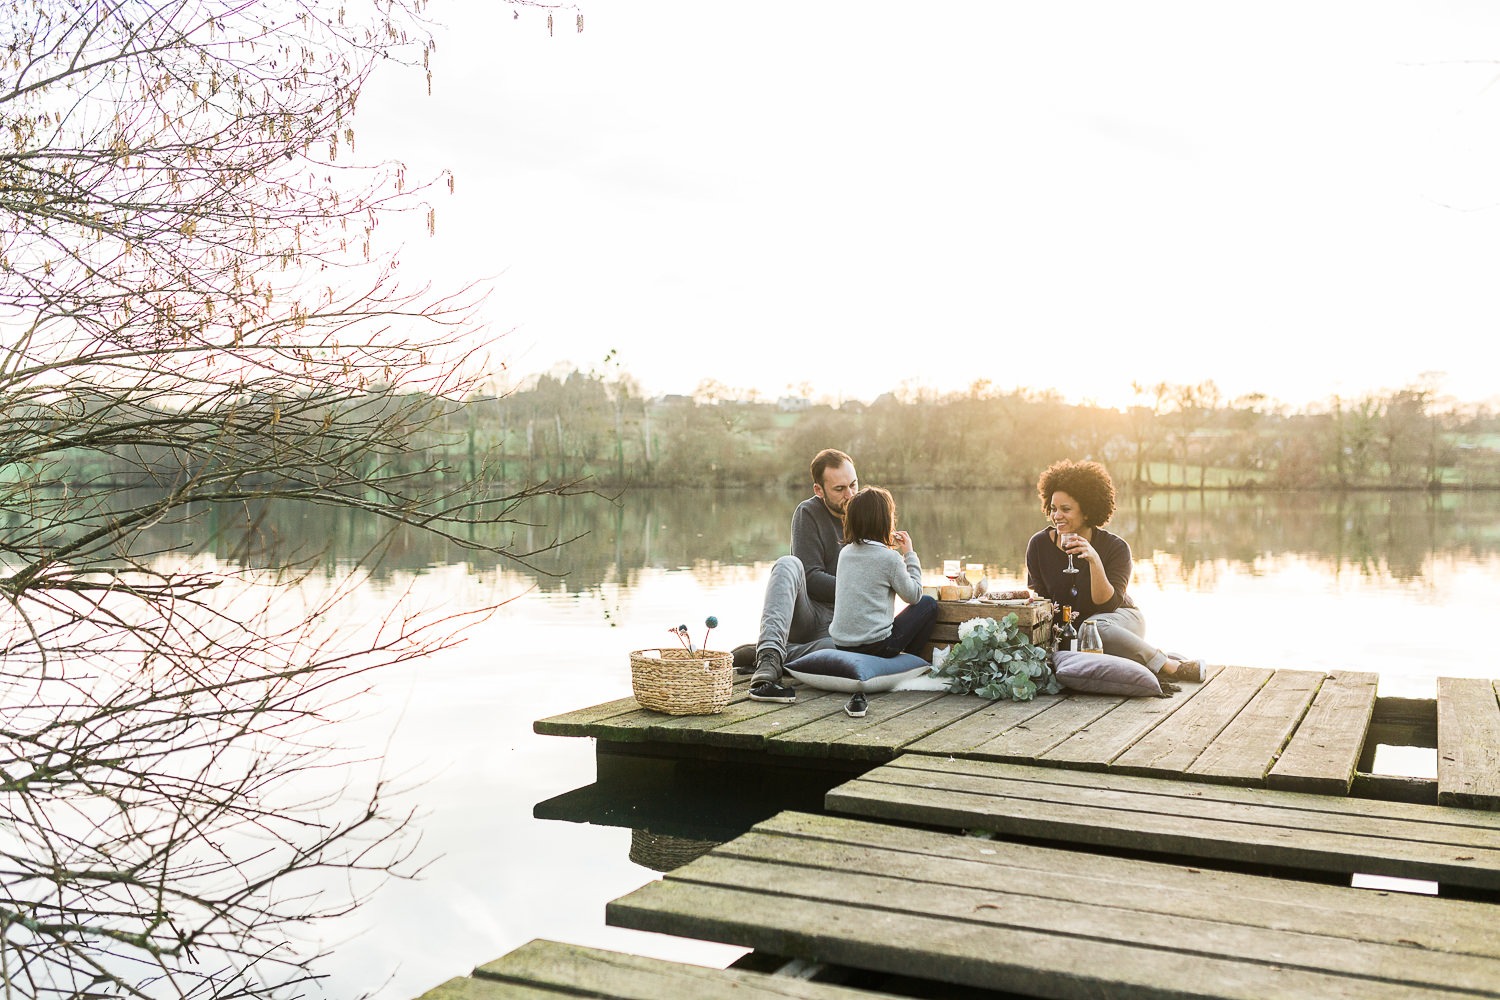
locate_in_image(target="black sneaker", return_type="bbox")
[844,692,868,718]
[749,680,796,704]
[731,643,757,675]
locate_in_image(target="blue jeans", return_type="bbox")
[838,595,939,658]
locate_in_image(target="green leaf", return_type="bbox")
[938,619,1058,701]
[976,680,1007,700]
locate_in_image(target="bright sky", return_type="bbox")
[359,1,1500,410]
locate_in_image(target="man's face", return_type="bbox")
[814,462,858,517]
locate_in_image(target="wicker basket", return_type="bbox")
[630,647,733,715]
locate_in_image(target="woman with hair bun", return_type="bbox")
[1026,460,1201,685]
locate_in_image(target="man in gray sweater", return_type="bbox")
[748,448,858,703]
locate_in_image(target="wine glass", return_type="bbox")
[1060,532,1080,574]
[965,562,984,602]
[1079,619,1103,653]
[943,559,961,589]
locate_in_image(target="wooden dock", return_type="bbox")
[607,811,1500,999]
[827,756,1500,891]
[418,938,909,1000]
[421,666,1500,999]
[535,665,1500,803]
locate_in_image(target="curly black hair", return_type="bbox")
[1037,459,1116,528]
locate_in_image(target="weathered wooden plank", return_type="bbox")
[967,694,1123,761]
[533,694,652,736]
[722,818,1500,959]
[834,764,1500,859]
[1037,691,1191,768]
[753,811,1500,947]
[682,854,1500,992]
[539,679,837,751]
[828,690,994,754]
[900,694,1059,755]
[921,601,1054,660]
[1437,676,1500,810]
[611,881,1434,1000]
[534,677,756,739]
[417,976,558,1000]
[534,694,779,748]
[1269,669,1379,794]
[1188,669,1323,785]
[828,757,1500,851]
[470,938,900,999]
[1376,694,1439,730]
[707,687,848,742]
[850,755,1500,828]
[933,598,1051,627]
[925,619,1048,648]
[608,814,1500,999]
[825,757,1500,889]
[925,629,1051,654]
[764,691,951,761]
[1111,666,1273,776]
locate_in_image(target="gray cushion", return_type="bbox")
[1053,650,1163,697]
[784,649,931,693]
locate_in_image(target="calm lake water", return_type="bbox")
[236,487,1500,998]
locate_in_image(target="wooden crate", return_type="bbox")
[920,599,1053,661]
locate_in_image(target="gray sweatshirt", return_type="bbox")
[829,540,924,646]
[790,495,845,608]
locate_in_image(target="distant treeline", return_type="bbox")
[28,372,1500,493]
[464,372,1500,491]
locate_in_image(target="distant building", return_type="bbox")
[777,396,810,412]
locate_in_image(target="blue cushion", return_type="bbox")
[783,649,931,693]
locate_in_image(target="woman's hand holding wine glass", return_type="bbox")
[1059,531,1080,574]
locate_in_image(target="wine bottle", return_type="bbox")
[1057,605,1079,653]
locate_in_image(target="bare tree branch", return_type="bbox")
[0,2,574,996]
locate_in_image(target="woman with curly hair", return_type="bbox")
[1026,460,1201,684]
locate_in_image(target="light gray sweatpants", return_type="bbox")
[1089,605,1169,674]
[753,555,835,682]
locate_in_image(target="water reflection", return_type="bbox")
[107,487,1500,594]
[534,753,855,873]
[49,485,1499,998]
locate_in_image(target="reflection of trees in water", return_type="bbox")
[1120,490,1461,584]
[109,488,1500,592]
[1130,549,1224,591]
